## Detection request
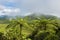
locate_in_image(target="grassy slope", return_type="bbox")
[0,24,8,33]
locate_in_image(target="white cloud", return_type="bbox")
[0,0,60,17]
[4,0,20,3]
[20,0,46,12]
[0,5,21,16]
[19,0,60,17]
[24,12,33,16]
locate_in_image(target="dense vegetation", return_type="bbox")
[0,14,60,40]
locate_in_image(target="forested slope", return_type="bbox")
[0,14,60,40]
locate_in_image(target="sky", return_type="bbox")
[0,0,60,17]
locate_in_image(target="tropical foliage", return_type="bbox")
[0,15,60,40]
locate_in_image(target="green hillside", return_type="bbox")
[0,15,60,40]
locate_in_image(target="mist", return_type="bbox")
[0,0,60,17]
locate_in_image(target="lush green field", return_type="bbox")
[0,24,7,33]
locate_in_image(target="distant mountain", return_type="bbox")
[0,13,58,20]
[25,13,58,20]
[0,15,9,20]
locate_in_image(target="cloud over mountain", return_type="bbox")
[0,0,60,17]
